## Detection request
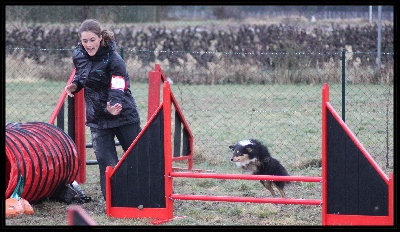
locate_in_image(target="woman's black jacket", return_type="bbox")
[71,40,140,129]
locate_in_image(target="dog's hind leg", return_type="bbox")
[260,181,277,197]
[272,182,286,198]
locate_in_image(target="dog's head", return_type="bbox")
[229,139,260,167]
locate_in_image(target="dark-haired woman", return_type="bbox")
[65,19,141,200]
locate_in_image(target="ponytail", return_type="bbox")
[100,30,115,47]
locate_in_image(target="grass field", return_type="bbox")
[5,80,393,227]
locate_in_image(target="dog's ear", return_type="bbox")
[229,145,235,151]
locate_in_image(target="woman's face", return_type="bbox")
[80,31,102,56]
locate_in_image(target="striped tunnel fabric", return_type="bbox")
[5,122,79,203]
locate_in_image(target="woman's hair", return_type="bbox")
[78,19,114,47]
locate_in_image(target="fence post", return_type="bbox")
[341,49,346,122]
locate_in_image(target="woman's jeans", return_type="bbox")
[90,122,141,200]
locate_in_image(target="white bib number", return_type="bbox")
[110,75,126,91]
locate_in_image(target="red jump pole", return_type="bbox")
[170,172,322,182]
[169,172,323,206]
[170,194,322,205]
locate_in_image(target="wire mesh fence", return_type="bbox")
[5,47,394,177]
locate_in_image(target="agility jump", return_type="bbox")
[321,83,393,225]
[46,64,393,225]
[101,65,393,225]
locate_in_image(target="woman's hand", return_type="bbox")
[107,102,122,115]
[65,83,77,97]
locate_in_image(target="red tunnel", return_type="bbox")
[5,122,80,203]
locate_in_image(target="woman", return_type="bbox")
[65,19,141,200]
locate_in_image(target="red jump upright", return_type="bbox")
[321,83,394,226]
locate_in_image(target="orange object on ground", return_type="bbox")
[5,198,34,217]
[6,198,23,217]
